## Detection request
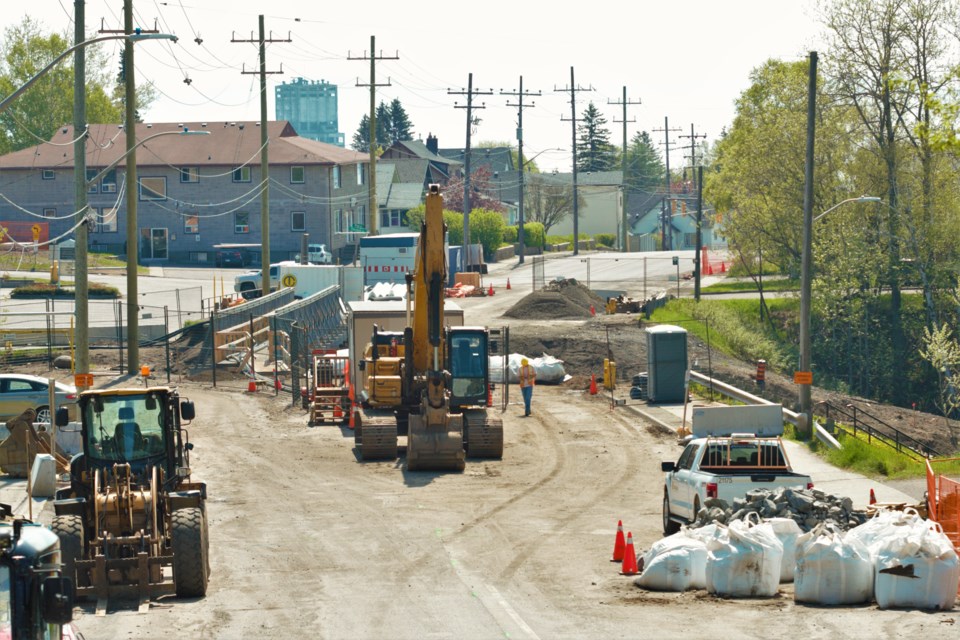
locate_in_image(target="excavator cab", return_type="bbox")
[447,327,489,408]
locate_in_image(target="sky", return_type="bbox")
[2,1,826,173]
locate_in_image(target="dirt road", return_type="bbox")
[71,379,957,639]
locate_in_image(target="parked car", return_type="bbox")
[215,249,244,268]
[0,374,77,424]
[294,243,332,265]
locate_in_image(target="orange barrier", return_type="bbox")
[926,458,960,593]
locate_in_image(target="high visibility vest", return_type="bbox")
[519,365,535,388]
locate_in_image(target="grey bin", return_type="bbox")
[646,324,687,403]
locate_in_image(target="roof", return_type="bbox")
[438,147,515,172]
[386,140,462,167]
[0,121,368,169]
[381,183,423,210]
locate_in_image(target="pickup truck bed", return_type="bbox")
[661,436,812,534]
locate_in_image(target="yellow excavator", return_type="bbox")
[356,184,506,470]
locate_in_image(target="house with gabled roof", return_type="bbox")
[0,121,369,264]
[379,135,463,184]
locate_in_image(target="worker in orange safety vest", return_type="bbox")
[519,358,536,417]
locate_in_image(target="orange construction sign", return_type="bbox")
[793,371,813,385]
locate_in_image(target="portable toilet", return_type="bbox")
[646,324,687,403]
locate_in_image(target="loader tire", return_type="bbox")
[52,514,85,589]
[172,507,208,598]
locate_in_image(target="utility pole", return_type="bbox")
[680,123,706,298]
[234,17,290,297]
[501,77,540,264]
[557,67,593,256]
[350,36,398,238]
[73,0,90,386]
[608,86,640,253]
[449,74,492,270]
[695,165,704,301]
[653,117,682,252]
[799,51,819,440]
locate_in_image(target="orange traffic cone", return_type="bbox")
[333,403,343,419]
[487,384,493,407]
[707,264,714,275]
[611,520,626,562]
[720,261,726,273]
[590,305,596,316]
[274,377,282,390]
[248,379,258,393]
[590,374,598,395]
[488,283,495,296]
[348,404,356,430]
[506,278,512,290]
[869,488,877,505]
[620,531,638,576]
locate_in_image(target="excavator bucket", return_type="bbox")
[406,412,465,471]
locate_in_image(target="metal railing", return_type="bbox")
[816,401,943,461]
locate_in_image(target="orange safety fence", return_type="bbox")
[926,458,960,594]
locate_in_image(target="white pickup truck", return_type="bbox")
[661,405,813,535]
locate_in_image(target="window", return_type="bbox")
[356,163,365,186]
[100,169,117,193]
[290,166,304,184]
[184,214,199,235]
[355,205,365,230]
[235,212,250,234]
[180,167,199,183]
[335,209,344,233]
[86,169,99,194]
[43,208,56,218]
[41,169,54,180]
[677,444,697,471]
[291,211,305,232]
[97,207,118,233]
[381,210,402,228]
[139,177,166,201]
[332,166,341,189]
[233,166,251,183]
[684,233,697,248]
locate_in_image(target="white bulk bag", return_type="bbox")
[494,353,567,384]
[634,531,707,592]
[794,525,874,605]
[874,520,959,611]
[705,519,783,597]
[847,509,922,559]
[767,517,803,583]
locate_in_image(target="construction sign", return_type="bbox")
[0,221,48,243]
[281,274,297,288]
[793,371,813,385]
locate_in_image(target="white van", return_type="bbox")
[295,243,332,265]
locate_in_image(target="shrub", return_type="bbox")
[519,222,545,248]
[10,282,120,299]
[503,225,518,244]
[468,209,506,259]
[594,233,616,248]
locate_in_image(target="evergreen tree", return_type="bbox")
[622,131,665,191]
[351,99,415,151]
[575,102,616,172]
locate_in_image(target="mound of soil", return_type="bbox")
[504,278,606,319]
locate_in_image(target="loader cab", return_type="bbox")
[447,327,488,408]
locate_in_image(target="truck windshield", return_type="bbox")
[83,393,166,463]
[0,565,9,640]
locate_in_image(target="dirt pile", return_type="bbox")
[503,278,606,320]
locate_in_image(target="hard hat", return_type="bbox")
[521,358,529,366]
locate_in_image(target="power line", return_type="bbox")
[609,86,641,252]
[501,76,540,264]
[556,66,594,256]
[450,73,493,266]
[653,117,682,251]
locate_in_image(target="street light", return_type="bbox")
[0,33,178,115]
[798,195,882,437]
[517,147,562,264]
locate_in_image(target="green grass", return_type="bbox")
[648,298,797,371]
[0,252,143,274]
[703,279,799,294]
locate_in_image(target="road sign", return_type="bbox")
[31,224,41,242]
[793,371,813,385]
[348,224,367,233]
[281,274,297,288]
[74,373,94,389]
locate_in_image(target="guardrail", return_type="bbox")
[688,370,841,450]
[816,401,942,461]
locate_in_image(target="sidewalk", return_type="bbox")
[629,401,918,510]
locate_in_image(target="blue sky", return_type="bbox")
[3,1,824,171]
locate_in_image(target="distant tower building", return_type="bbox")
[275,78,345,146]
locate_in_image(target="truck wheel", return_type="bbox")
[692,497,702,525]
[52,514,85,588]
[662,491,680,536]
[239,283,259,300]
[172,507,209,597]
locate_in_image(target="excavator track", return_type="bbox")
[407,413,466,472]
[356,416,398,461]
[463,411,504,459]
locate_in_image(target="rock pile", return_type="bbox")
[690,487,870,533]
[503,278,605,320]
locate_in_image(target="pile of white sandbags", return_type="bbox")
[489,353,567,384]
[634,508,959,610]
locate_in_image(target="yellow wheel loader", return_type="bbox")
[356,184,507,470]
[51,387,209,613]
